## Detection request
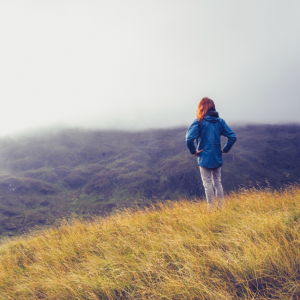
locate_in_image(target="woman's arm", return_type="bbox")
[186,120,201,155]
[220,120,237,153]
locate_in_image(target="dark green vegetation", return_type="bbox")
[0,124,299,237]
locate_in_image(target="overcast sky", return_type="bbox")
[0,0,299,136]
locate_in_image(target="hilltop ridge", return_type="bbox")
[0,124,299,236]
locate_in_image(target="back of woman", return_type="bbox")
[186,97,237,209]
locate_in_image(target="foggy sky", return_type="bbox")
[0,0,300,136]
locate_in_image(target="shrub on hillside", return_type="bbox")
[64,171,88,189]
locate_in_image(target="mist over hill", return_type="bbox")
[0,124,299,236]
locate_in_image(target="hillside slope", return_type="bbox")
[0,124,299,236]
[0,186,300,299]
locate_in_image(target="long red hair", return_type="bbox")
[196,97,215,123]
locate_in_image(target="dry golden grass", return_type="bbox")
[1,186,300,299]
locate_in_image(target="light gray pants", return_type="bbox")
[199,166,224,209]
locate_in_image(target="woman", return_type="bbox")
[186,97,237,209]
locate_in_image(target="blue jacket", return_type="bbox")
[186,115,237,169]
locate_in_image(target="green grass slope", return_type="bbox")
[0,124,299,236]
[0,186,300,299]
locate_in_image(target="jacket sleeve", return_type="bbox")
[186,120,200,154]
[220,120,237,153]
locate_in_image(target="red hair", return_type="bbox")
[196,97,215,123]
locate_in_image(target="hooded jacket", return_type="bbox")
[186,109,237,168]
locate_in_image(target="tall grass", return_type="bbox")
[1,186,300,299]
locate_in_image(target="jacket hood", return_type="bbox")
[204,108,220,123]
[204,115,220,123]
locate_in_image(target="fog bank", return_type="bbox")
[1,0,300,136]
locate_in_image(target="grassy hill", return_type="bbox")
[0,124,299,236]
[0,186,300,299]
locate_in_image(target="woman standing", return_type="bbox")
[186,97,237,209]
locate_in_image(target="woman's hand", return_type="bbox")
[193,149,203,157]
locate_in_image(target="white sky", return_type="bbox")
[0,0,300,136]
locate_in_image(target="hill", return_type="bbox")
[0,124,299,236]
[0,186,300,299]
